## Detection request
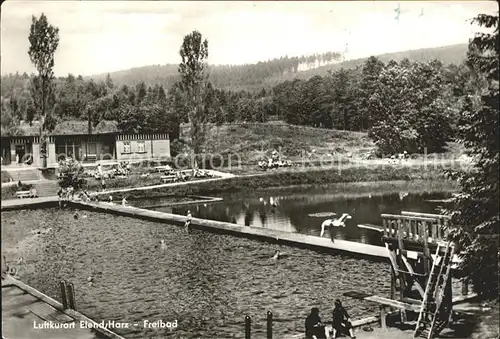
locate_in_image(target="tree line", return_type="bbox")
[2,55,471,155]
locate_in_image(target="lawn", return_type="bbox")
[198,121,375,163]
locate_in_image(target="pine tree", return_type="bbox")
[449,13,499,299]
[28,13,59,167]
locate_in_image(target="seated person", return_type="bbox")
[29,187,37,198]
[305,307,330,339]
[332,299,355,339]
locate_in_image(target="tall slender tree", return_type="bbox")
[449,12,499,299]
[28,13,59,167]
[178,30,209,154]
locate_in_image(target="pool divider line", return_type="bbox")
[2,275,125,339]
[135,195,223,208]
[92,176,231,196]
[70,200,390,261]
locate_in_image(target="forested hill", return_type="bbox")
[89,43,468,92]
[88,51,343,92]
[1,43,468,98]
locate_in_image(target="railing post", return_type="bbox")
[67,282,76,310]
[461,278,469,296]
[267,311,273,339]
[245,315,251,339]
[59,280,68,309]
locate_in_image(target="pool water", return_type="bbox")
[139,190,451,246]
[2,208,390,338]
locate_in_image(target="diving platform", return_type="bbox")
[368,211,460,339]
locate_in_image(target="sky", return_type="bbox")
[1,1,498,77]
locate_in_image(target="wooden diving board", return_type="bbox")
[343,291,473,308]
[358,223,384,232]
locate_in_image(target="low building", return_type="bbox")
[1,121,171,167]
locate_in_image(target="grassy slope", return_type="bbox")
[200,122,375,163]
[196,121,465,167]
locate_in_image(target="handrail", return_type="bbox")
[381,214,438,222]
[401,211,452,220]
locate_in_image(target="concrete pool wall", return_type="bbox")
[2,197,464,267]
[2,275,125,339]
[72,200,390,261]
[1,197,460,263]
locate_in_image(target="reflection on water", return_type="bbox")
[147,190,451,246]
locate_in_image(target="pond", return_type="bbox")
[135,186,453,247]
[2,208,391,339]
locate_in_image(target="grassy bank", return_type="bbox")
[197,122,375,161]
[185,122,466,165]
[108,166,455,199]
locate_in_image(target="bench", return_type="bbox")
[16,190,37,199]
[155,166,172,173]
[160,175,176,183]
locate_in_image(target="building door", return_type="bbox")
[15,145,25,163]
[74,144,81,161]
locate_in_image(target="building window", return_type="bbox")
[123,142,131,154]
[137,141,145,153]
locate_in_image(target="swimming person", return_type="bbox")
[332,299,355,339]
[160,239,167,251]
[272,250,288,260]
[272,250,281,260]
[320,213,352,242]
[305,307,330,339]
[184,210,192,230]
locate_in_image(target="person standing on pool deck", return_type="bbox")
[184,210,192,230]
[332,299,355,338]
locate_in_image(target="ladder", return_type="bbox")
[413,242,455,339]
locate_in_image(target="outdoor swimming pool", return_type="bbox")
[2,208,390,338]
